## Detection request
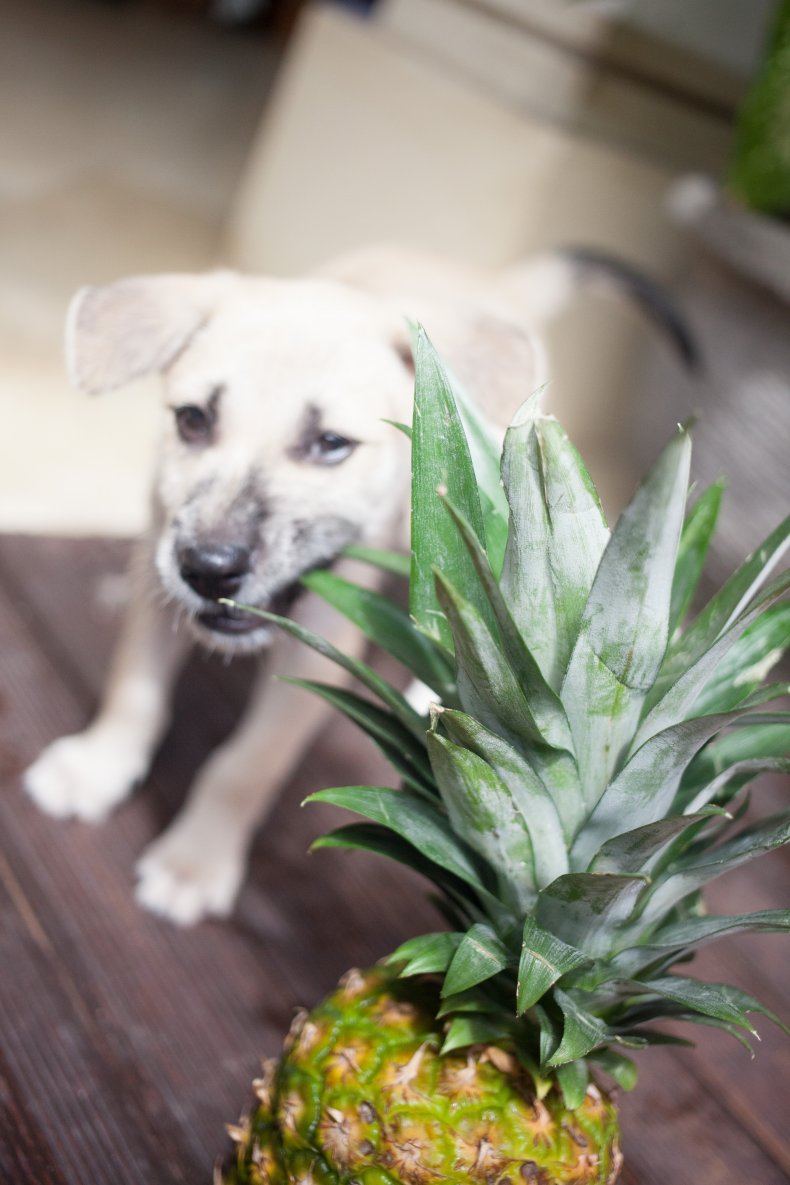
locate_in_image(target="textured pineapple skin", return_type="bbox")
[223,966,622,1185]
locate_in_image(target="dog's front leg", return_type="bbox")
[24,540,190,822]
[133,591,373,927]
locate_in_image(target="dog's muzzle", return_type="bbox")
[176,541,305,638]
[177,541,259,636]
[178,542,251,601]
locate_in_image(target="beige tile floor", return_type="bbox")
[0,0,278,535]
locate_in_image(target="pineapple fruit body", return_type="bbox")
[223,966,621,1185]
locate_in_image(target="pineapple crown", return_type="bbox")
[231,328,790,1108]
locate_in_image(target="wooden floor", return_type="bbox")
[0,533,788,1185]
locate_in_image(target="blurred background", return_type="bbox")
[0,0,788,559]
[2,8,789,1183]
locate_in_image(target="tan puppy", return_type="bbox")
[23,246,691,925]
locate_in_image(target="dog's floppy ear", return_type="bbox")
[65,271,233,394]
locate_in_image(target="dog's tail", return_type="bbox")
[499,247,700,371]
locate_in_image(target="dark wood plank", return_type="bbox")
[0,537,442,1184]
[1,534,788,1185]
[0,1044,70,1185]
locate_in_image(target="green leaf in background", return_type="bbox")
[657,513,790,697]
[387,932,463,976]
[677,721,790,809]
[590,1049,639,1092]
[679,757,790,816]
[301,568,456,701]
[609,909,790,982]
[728,0,790,217]
[560,427,692,809]
[589,811,725,877]
[639,977,760,1035]
[634,570,790,750]
[313,824,479,928]
[692,601,790,715]
[282,678,435,797]
[642,810,790,923]
[501,397,609,691]
[342,544,410,578]
[436,989,503,1019]
[221,601,426,739]
[647,910,790,955]
[305,785,490,897]
[410,326,488,650]
[712,982,790,1037]
[555,1059,590,1110]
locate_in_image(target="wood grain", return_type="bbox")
[0,534,787,1185]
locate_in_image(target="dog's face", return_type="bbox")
[67,272,413,653]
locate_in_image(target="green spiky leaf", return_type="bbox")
[635,570,790,749]
[572,707,759,868]
[440,1013,512,1055]
[442,923,511,996]
[517,917,589,1013]
[410,327,489,650]
[560,426,692,809]
[536,874,647,959]
[441,495,575,754]
[433,569,545,750]
[500,398,609,689]
[452,372,510,575]
[427,730,537,910]
[637,976,761,1035]
[548,990,612,1066]
[438,709,569,885]
[670,479,725,634]
[305,785,490,898]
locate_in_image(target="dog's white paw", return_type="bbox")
[23,732,145,822]
[134,823,245,926]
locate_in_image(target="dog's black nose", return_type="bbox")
[178,543,252,600]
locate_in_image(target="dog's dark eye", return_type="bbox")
[175,404,213,444]
[307,431,357,465]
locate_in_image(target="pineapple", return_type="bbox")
[220,330,790,1185]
